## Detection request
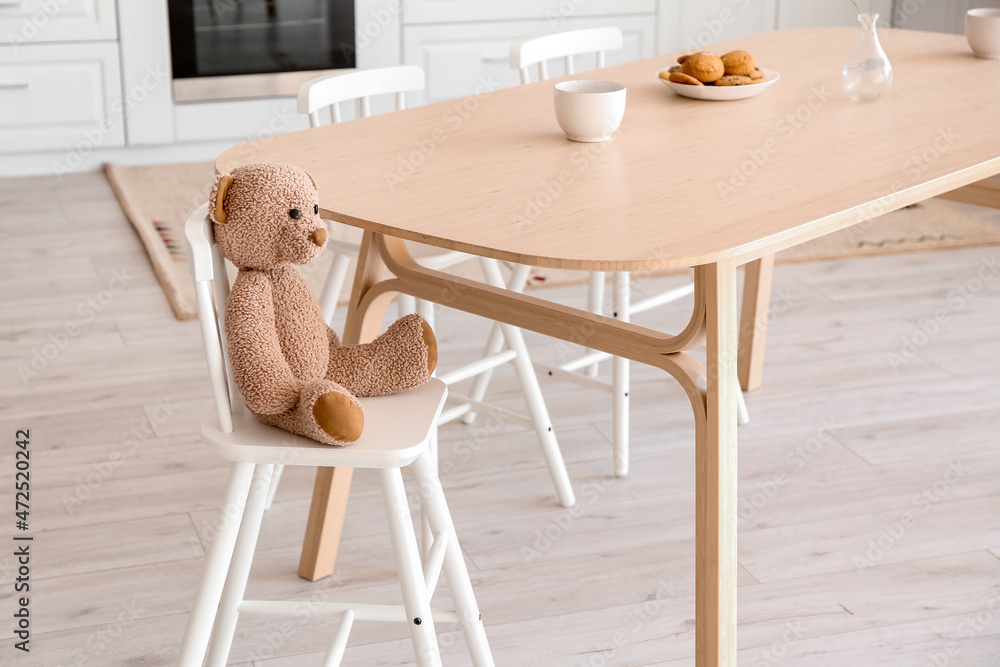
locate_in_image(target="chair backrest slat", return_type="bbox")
[511,27,623,84]
[297,66,426,125]
[209,241,238,403]
[185,203,235,433]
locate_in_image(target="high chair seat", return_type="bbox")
[202,380,447,469]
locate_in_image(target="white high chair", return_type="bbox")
[178,203,494,667]
[499,28,750,477]
[294,65,575,509]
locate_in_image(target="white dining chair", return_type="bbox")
[500,28,749,478]
[288,66,575,511]
[178,203,494,667]
[297,66,470,328]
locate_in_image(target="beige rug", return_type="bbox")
[105,162,1000,321]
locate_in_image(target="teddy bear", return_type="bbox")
[209,162,438,445]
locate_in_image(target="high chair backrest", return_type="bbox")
[510,27,623,84]
[297,65,426,128]
[184,202,236,434]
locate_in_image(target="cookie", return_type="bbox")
[680,52,725,83]
[668,64,682,73]
[721,50,756,76]
[667,71,704,86]
[677,52,702,64]
[749,67,764,80]
[715,74,753,86]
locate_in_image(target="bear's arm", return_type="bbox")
[225,272,301,415]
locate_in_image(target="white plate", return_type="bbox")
[656,67,780,101]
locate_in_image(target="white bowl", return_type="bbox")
[967,8,1000,59]
[656,68,781,101]
[553,80,626,143]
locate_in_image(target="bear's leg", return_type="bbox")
[326,313,437,397]
[257,379,364,445]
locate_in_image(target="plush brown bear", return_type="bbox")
[210,163,437,445]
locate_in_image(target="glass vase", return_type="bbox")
[842,13,893,103]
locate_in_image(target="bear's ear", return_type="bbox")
[304,170,318,191]
[210,173,235,224]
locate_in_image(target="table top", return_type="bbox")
[217,28,1000,271]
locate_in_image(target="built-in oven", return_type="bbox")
[167,0,355,102]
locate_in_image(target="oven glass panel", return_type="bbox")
[169,0,355,78]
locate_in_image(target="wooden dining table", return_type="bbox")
[216,27,1000,666]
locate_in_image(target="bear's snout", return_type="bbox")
[310,228,328,246]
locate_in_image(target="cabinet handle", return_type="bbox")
[480,53,508,63]
[0,2,24,8]
[0,82,29,89]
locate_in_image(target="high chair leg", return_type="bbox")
[178,462,255,667]
[205,464,274,667]
[421,429,439,560]
[412,453,494,667]
[380,467,441,666]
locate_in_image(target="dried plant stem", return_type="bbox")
[845,0,872,14]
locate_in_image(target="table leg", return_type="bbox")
[936,176,1000,209]
[696,260,739,667]
[298,467,354,581]
[299,232,391,581]
[737,254,774,392]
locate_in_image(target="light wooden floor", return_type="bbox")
[1,171,999,666]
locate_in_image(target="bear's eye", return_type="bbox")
[314,204,319,215]
[289,209,300,219]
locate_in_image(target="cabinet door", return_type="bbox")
[0,42,124,154]
[777,0,893,29]
[404,0,655,24]
[0,0,117,44]
[658,0,777,54]
[404,15,657,106]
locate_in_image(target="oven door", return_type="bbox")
[168,0,355,100]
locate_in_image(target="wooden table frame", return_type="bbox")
[297,228,778,663]
[296,176,999,665]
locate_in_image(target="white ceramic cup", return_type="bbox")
[553,80,626,143]
[967,8,1000,59]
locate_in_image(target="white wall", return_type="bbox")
[658,0,777,54]
[892,0,1000,33]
